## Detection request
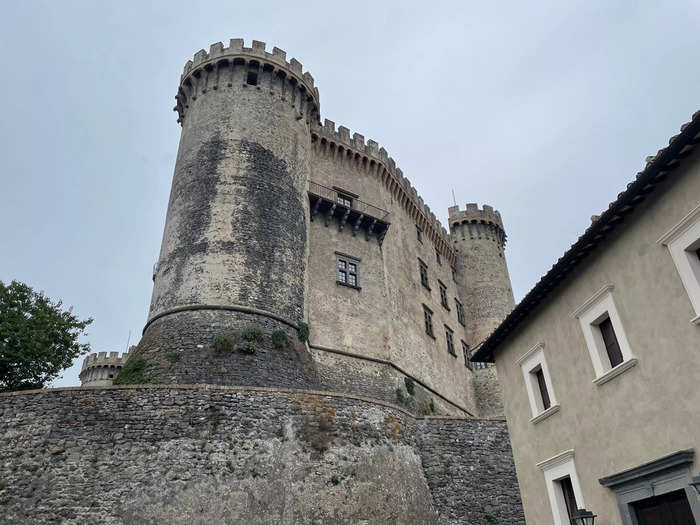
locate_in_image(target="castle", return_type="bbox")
[0,39,524,524]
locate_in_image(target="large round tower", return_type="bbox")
[135,39,320,386]
[449,203,515,348]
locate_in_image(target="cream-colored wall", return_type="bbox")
[307,147,477,412]
[495,149,700,524]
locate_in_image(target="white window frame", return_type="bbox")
[657,202,700,325]
[517,342,560,423]
[571,284,638,386]
[537,450,585,525]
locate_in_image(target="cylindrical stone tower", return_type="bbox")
[449,203,515,348]
[79,351,130,386]
[134,39,320,386]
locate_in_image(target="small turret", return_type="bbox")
[449,203,514,347]
[79,350,130,386]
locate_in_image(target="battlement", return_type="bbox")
[176,39,320,125]
[448,203,505,231]
[311,119,455,263]
[80,351,130,371]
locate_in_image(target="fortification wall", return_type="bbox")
[308,121,478,415]
[79,351,130,386]
[0,386,523,525]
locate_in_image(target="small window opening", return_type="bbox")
[423,305,434,338]
[108,374,114,379]
[599,317,623,367]
[439,281,449,310]
[416,225,423,243]
[436,249,442,265]
[445,326,455,356]
[462,341,471,369]
[456,299,465,326]
[532,366,551,410]
[419,259,430,290]
[336,193,352,207]
[337,257,359,288]
[246,71,258,86]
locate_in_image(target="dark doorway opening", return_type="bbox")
[632,490,695,525]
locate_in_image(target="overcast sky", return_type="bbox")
[2,1,699,387]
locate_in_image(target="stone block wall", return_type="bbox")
[0,386,524,524]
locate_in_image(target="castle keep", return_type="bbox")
[0,39,524,524]
[135,38,515,416]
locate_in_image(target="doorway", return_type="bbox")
[632,490,696,525]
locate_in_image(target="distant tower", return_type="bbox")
[79,351,130,386]
[449,203,515,348]
[135,40,320,385]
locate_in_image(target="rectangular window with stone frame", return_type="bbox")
[462,341,471,369]
[445,325,455,356]
[435,249,442,265]
[416,225,423,243]
[419,259,430,290]
[423,305,434,338]
[337,256,359,289]
[439,281,450,310]
[455,298,465,326]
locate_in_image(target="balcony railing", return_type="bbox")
[308,181,390,244]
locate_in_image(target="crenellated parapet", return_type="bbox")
[311,119,456,264]
[175,39,320,126]
[448,203,507,249]
[79,351,130,387]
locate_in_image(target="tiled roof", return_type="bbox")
[472,110,700,362]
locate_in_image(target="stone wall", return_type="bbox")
[416,417,525,525]
[134,310,317,389]
[0,385,523,524]
[471,366,505,418]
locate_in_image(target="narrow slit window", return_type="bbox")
[436,249,442,265]
[462,341,471,369]
[599,317,623,367]
[416,225,423,243]
[455,299,465,326]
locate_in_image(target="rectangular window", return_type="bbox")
[337,256,359,289]
[416,225,423,243]
[423,305,434,338]
[419,259,430,290]
[599,317,623,368]
[436,249,442,265]
[455,299,465,326]
[534,367,551,410]
[439,281,449,310]
[451,266,457,283]
[445,326,455,356]
[558,476,578,521]
[336,193,352,207]
[462,341,471,369]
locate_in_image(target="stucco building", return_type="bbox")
[473,111,700,524]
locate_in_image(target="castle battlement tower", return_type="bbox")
[79,351,130,386]
[135,40,321,386]
[449,203,514,348]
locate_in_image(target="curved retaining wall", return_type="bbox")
[0,386,523,524]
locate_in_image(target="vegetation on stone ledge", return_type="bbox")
[404,377,415,396]
[213,333,234,352]
[297,322,309,342]
[395,388,405,405]
[271,330,291,348]
[237,341,258,354]
[113,356,160,385]
[242,326,264,343]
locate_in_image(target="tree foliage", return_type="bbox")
[0,280,92,392]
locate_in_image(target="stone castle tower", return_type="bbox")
[127,38,515,415]
[79,350,130,386]
[3,39,525,524]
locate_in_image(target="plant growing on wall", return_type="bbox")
[395,388,405,405]
[238,341,257,354]
[297,322,309,342]
[271,330,291,348]
[213,333,234,352]
[404,377,415,396]
[242,326,264,343]
[113,356,159,385]
[0,280,92,392]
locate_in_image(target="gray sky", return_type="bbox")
[2,1,699,387]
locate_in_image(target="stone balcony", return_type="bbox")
[308,181,390,244]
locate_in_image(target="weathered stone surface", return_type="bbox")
[0,386,523,524]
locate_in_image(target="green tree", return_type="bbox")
[0,280,92,392]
